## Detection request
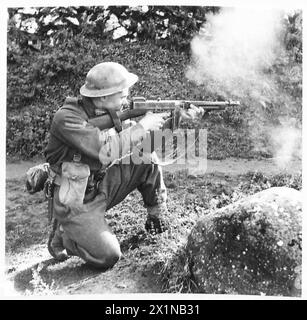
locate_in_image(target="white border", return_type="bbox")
[1,0,306,301]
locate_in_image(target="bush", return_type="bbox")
[7,106,55,158]
[5,37,268,160]
[6,10,302,160]
[7,40,227,159]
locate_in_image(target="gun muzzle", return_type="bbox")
[228,100,240,106]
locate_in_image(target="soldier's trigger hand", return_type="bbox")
[159,112,171,119]
[181,104,205,120]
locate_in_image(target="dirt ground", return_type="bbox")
[4,157,302,296]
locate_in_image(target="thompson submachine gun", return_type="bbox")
[89,97,241,131]
[26,98,240,195]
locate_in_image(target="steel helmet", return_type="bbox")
[80,62,138,97]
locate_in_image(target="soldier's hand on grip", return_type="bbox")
[139,112,170,131]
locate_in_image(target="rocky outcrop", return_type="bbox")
[187,187,302,296]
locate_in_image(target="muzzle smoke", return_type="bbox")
[186,7,302,168]
[269,118,302,169]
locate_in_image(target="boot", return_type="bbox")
[48,219,69,261]
[145,203,169,235]
[145,214,168,234]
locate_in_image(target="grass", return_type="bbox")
[5,168,302,294]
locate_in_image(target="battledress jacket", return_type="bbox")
[45,96,147,174]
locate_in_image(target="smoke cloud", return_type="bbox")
[269,118,302,169]
[186,7,302,168]
[186,8,283,97]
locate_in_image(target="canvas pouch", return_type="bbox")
[59,161,90,207]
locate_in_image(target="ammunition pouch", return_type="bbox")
[58,161,90,208]
[26,159,107,208]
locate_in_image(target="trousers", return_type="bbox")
[52,155,167,268]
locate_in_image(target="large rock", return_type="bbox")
[187,187,302,296]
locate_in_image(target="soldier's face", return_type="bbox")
[99,88,129,112]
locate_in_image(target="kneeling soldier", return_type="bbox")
[45,62,202,268]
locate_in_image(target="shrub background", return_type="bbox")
[6,7,302,160]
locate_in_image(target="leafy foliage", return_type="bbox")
[6,38,222,159]
[6,7,302,160]
[7,107,54,158]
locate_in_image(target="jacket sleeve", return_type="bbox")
[51,108,147,165]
